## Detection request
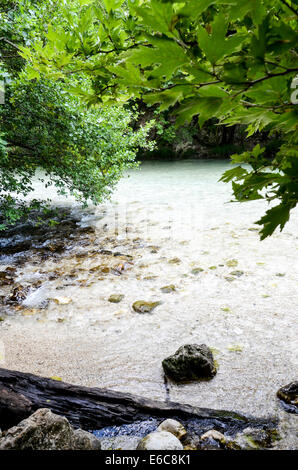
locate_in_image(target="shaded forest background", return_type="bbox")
[134,101,281,160]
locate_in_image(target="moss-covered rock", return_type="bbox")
[0,409,101,450]
[162,344,217,382]
[160,285,176,293]
[226,259,238,267]
[168,257,181,264]
[229,270,244,277]
[108,294,124,303]
[232,427,280,450]
[277,382,298,412]
[191,268,204,275]
[132,300,162,314]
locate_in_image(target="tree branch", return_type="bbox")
[280,0,298,16]
[0,37,22,52]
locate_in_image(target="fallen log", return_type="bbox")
[0,368,277,434]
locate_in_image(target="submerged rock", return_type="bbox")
[132,301,161,314]
[53,296,72,305]
[3,266,16,274]
[277,382,298,411]
[197,429,227,450]
[108,294,124,303]
[229,270,244,277]
[194,427,278,451]
[9,285,30,303]
[0,268,15,286]
[232,427,279,450]
[0,409,101,450]
[162,344,217,382]
[201,430,226,443]
[136,431,183,450]
[226,259,238,267]
[143,275,158,281]
[157,419,187,440]
[168,257,181,264]
[148,246,160,253]
[160,285,176,293]
[191,267,204,275]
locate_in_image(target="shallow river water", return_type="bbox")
[0,160,297,449]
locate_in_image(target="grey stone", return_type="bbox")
[137,431,183,450]
[0,408,101,450]
[200,430,226,443]
[233,427,278,450]
[72,429,102,450]
[277,381,298,409]
[162,344,217,382]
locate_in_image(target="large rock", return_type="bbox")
[232,427,279,450]
[136,431,183,450]
[162,344,217,382]
[277,382,298,410]
[0,408,101,450]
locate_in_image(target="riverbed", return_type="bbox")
[0,160,297,449]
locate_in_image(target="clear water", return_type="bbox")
[0,160,297,449]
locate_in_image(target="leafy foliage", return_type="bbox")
[0,79,153,226]
[23,0,298,237]
[0,1,153,228]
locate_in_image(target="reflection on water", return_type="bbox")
[0,160,297,449]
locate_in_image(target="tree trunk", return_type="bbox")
[0,368,276,433]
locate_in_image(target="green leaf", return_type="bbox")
[126,38,189,80]
[197,14,246,64]
[102,0,125,13]
[229,0,266,24]
[179,0,236,19]
[175,96,223,126]
[143,86,192,110]
[256,203,292,240]
[26,66,40,80]
[135,0,178,36]
[220,166,248,183]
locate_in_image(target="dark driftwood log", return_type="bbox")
[0,368,276,433]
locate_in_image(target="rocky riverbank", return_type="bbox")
[0,407,280,451]
[0,161,297,449]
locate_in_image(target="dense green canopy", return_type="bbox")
[0,0,153,228]
[21,0,298,238]
[1,0,297,237]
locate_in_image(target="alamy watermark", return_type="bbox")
[0,340,5,366]
[0,80,5,104]
[290,75,298,104]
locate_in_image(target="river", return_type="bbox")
[0,160,297,448]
